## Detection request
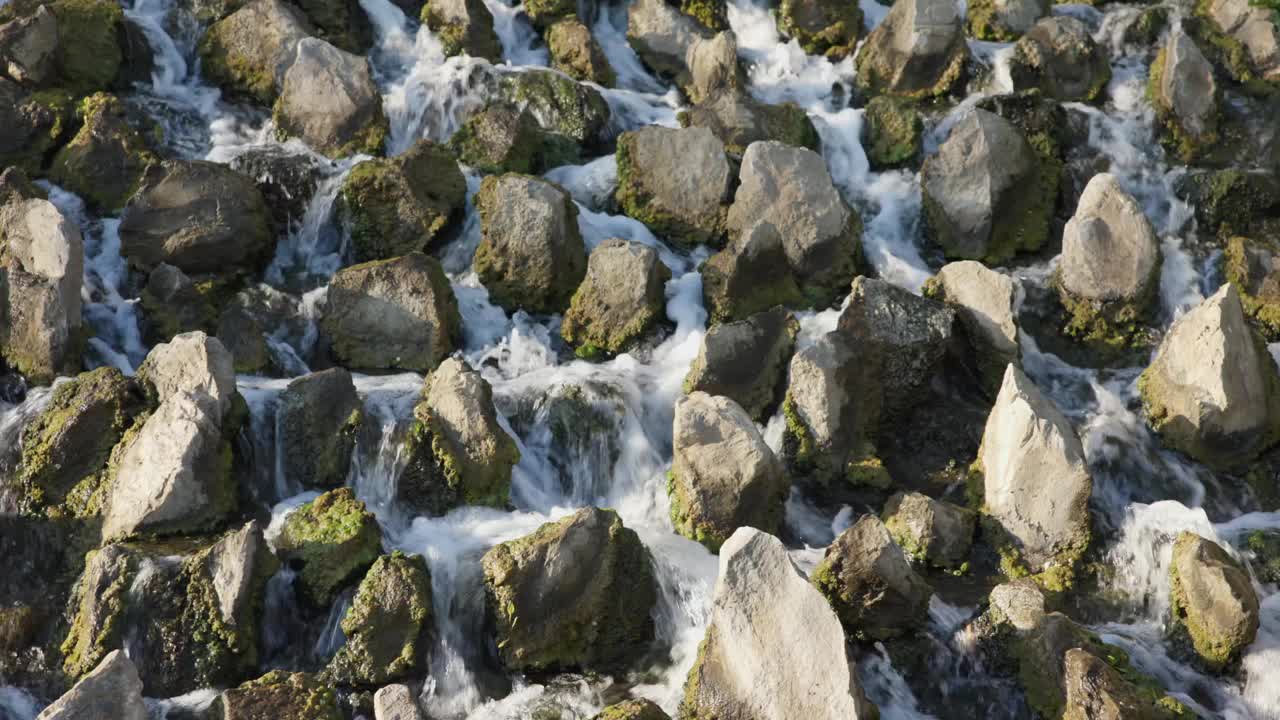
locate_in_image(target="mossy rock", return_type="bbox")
[546,17,615,86]
[1054,264,1159,359]
[521,0,574,28]
[1227,236,1280,340]
[1178,169,1280,238]
[862,96,921,169]
[1246,529,1280,584]
[591,699,670,720]
[0,86,77,175]
[50,93,158,212]
[276,488,382,607]
[219,671,343,720]
[326,552,433,686]
[1146,44,1220,165]
[778,0,864,60]
[0,0,124,93]
[495,69,610,147]
[678,0,727,31]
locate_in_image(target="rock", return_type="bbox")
[855,0,967,98]
[591,699,670,720]
[615,126,731,247]
[522,0,574,29]
[626,0,739,101]
[473,173,586,314]
[481,507,657,672]
[781,333,860,481]
[398,357,520,513]
[1056,173,1160,351]
[229,146,332,231]
[219,671,342,720]
[49,92,156,213]
[979,365,1091,578]
[700,221,804,324]
[681,89,819,155]
[778,0,863,59]
[135,331,237,417]
[0,5,59,86]
[989,577,1047,631]
[421,0,501,62]
[101,390,234,540]
[216,307,270,374]
[327,552,433,686]
[338,141,467,262]
[560,239,671,358]
[321,252,461,372]
[1150,27,1218,162]
[0,81,74,175]
[37,651,146,720]
[681,528,876,720]
[272,37,387,158]
[922,108,1054,263]
[1,197,83,314]
[1170,532,1260,670]
[6,0,124,94]
[374,684,427,720]
[198,0,315,104]
[493,68,611,148]
[1139,284,1280,469]
[1199,0,1280,83]
[684,31,742,104]
[291,0,371,53]
[547,18,614,86]
[119,160,274,275]
[683,306,797,421]
[278,368,363,489]
[726,141,861,306]
[923,260,1020,391]
[277,487,382,606]
[449,102,571,175]
[862,96,922,169]
[1060,648,1158,720]
[966,0,1048,41]
[812,515,932,638]
[1008,17,1111,102]
[670,392,790,551]
[881,491,975,569]
[137,263,225,344]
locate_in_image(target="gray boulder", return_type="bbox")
[924,260,1020,391]
[219,671,342,719]
[321,252,461,372]
[37,651,146,720]
[681,86,819,155]
[492,68,611,147]
[136,331,237,418]
[473,173,586,314]
[626,0,742,102]
[812,515,932,639]
[1,198,84,318]
[374,685,427,720]
[1008,17,1110,102]
[922,108,1053,263]
[272,37,387,158]
[700,221,804,324]
[1170,531,1260,670]
[48,92,156,213]
[670,392,790,551]
[966,0,1049,40]
[1151,27,1218,161]
[779,0,863,60]
[614,125,732,247]
[198,0,315,104]
[327,552,434,686]
[1200,0,1280,83]
[882,491,975,570]
[421,0,501,62]
[547,18,615,86]
[782,333,861,481]
[560,238,671,358]
[277,368,363,489]
[683,306,797,421]
[681,528,876,719]
[448,102,560,175]
[0,5,58,86]
[855,0,967,98]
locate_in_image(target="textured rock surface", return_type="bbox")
[219,671,342,720]
[277,488,382,606]
[700,221,804,324]
[926,260,1020,389]
[272,37,387,157]
[1201,0,1280,82]
[966,0,1048,40]
[882,491,975,569]
[373,684,427,720]
[811,515,932,639]
[327,552,433,686]
[135,331,237,417]
[547,18,614,85]
[197,0,314,104]
[1008,17,1110,101]
[1170,531,1259,670]
[778,0,863,60]
[855,0,967,98]
[37,651,146,720]
[422,0,501,61]
[277,368,363,489]
[615,126,731,247]
[683,306,797,421]
[1151,27,1218,160]
[48,92,155,213]
[560,238,671,358]
[1060,174,1159,304]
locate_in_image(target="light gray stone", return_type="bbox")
[882,491,975,569]
[1203,0,1280,81]
[615,126,732,247]
[1059,173,1160,303]
[559,238,671,356]
[1170,531,1260,669]
[928,260,1020,388]
[374,684,427,720]
[855,0,967,97]
[1008,16,1111,101]
[1,197,83,329]
[37,651,146,720]
[136,331,237,417]
[273,37,387,158]
[1157,28,1217,141]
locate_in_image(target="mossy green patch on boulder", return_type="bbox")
[591,699,670,720]
[50,93,158,213]
[521,0,574,27]
[421,0,503,61]
[546,17,615,86]
[862,96,921,169]
[60,544,134,679]
[494,68,611,148]
[1246,529,1280,583]
[277,488,382,607]
[1169,531,1260,671]
[778,0,864,60]
[0,0,125,94]
[0,85,76,175]
[219,671,343,720]
[326,552,433,686]
[1221,236,1280,340]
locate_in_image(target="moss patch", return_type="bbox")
[277,488,382,607]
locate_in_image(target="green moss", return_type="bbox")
[1147,46,1220,164]
[522,0,575,27]
[1188,1,1276,93]
[1056,265,1159,358]
[47,0,124,94]
[863,97,922,169]
[965,0,1018,41]
[982,150,1059,265]
[228,671,343,720]
[781,393,820,475]
[499,69,609,145]
[856,30,966,99]
[679,0,727,31]
[1220,237,1280,339]
[326,551,432,686]
[778,0,863,59]
[667,470,726,553]
[50,92,157,212]
[846,455,892,489]
[197,21,277,104]
[277,488,382,607]
[339,144,465,262]
[60,547,133,678]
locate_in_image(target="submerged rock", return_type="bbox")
[421,0,501,61]
[197,0,314,104]
[37,651,146,720]
[683,306,797,421]
[219,671,342,720]
[327,552,433,686]
[1008,17,1110,101]
[1170,531,1259,670]
[855,0,967,98]
[277,368,363,489]
[614,125,732,247]
[49,92,156,213]
[882,491,975,570]
[811,515,932,639]
[277,487,382,606]
[272,37,387,158]
[924,260,1020,391]
[1150,27,1218,162]
[559,238,671,358]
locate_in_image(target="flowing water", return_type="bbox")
[2,0,1279,716]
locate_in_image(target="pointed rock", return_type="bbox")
[37,651,146,720]
[812,515,932,638]
[855,0,967,98]
[1170,531,1259,670]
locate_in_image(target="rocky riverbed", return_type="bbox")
[1,0,1279,715]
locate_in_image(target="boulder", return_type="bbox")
[1199,0,1280,83]
[681,528,876,719]
[781,333,861,481]
[119,160,274,275]
[522,0,574,29]
[398,357,520,513]
[778,0,863,59]
[374,684,427,720]
[58,545,132,679]
[1061,648,1163,720]
[449,102,573,175]
[966,0,1048,41]
[0,84,74,174]
[277,487,382,607]
[272,37,388,158]
[219,671,342,720]
[1225,236,1280,341]
[1008,17,1110,102]
[135,331,237,417]
[700,221,804,324]
[136,263,228,348]
[669,392,790,551]
[338,140,467,262]
[421,0,501,62]
[1,197,83,315]
[855,0,967,98]
[216,307,270,374]
[1150,27,1218,162]
[626,0,741,101]
[683,306,797,421]
[320,252,461,372]
[1139,284,1280,469]
[726,141,861,306]
[37,651,146,720]
[481,507,657,672]
[1056,173,1160,352]
[547,18,615,86]
[590,700,670,720]
[277,368,364,489]
[5,0,124,94]
[979,365,1092,578]
[881,491,975,569]
[812,515,932,639]
[682,89,819,155]
[922,108,1054,263]
[1170,531,1260,670]
[862,96,922,169]
[473,173,586,314]
[198,0,315,104]
[493,68,611,148]
[290,0,371,53]
[0,5,59,86]
[327,552,433,686]
[49,92,156,212]
[229,146,331,231]
[615,125,732,247]
[923,260,1020,391]
[559,239,671,358]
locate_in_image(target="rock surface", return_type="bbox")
[811,515,932,639]
[683,306,797,421]
[277,368,363,489]
[49,92,155,213]
[855,0,967,98]
[422,0,501,61]
[198,0,314,104]
[219,671,342,720]
[966,0,1048,40]
[615,125,732,247]
[327,552,433,686]
[1008,17,1110,101]
[1170,531,1260,670]
[374,684,427,720]
[37,651,146,720]
[700,221,804,324]
[0,6,59,86]
[779,0,863,60]
[136,331,237,417]
[272,37,387,157]
[277,488,382,606]
[1151,27,1218,160]
[882,491,975,569]
[1201,0,1280,82]
[925,260,1020,389]
[559,238,671,358]
[547,18,614,85]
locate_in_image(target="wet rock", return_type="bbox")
[922,108,1054,263]
[627,0,739,101]
[590,699,670,720]
[135,331,237,417]
[560,238,671,358]
[979,364,1092,578]
[119,160,274,275]
[681,89,819,155]
[965,0,1048,41]
[681,528,876,719]
[1170,531,1259,670]
[473,173,586,314]
[0,5,59,86]
[278,368,364,489]
[781,333,861,482]
[135,263,227,344]
[670,392,790,551]
[37,650,146,720]
[219,671,343,720]
[700,221,805,324]
[338,140,466,263]
[273,37,388,158]
[216,307,270,374]
[855,0,967,98]
[726,141,861,306]
[812,515,932,638]
[1060,648,1160,720]
[522,0,574,29]
[1150,27,1218,163]
[0,81,73,175]
[1008,17,1111,102]
[683,306,797,421]
[1139,284,1280,469]
[862,96,922,169]
[59,544,132,679]
[615,125,732,247]
[685,31,744,103]
[4,0,124,94]
[547,18,614,85]
[229,146,331,231]
[374,684,427,720]
[49,92,156,213]
[481,507,657,672]
[881,491,975,569]
[421,0,501,62]
[277,487,382,607]
[327,552,433,686]
[493,68,611,148]
[778,0,863,59]
[398,357,520,513]
[291,0,372,53]
[449,102,575,175]
[1199,0,1280,83]
[321,252,461,372]
[923,260,1020,391]
[1177,168,1280,239]
[198,0,315,104]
